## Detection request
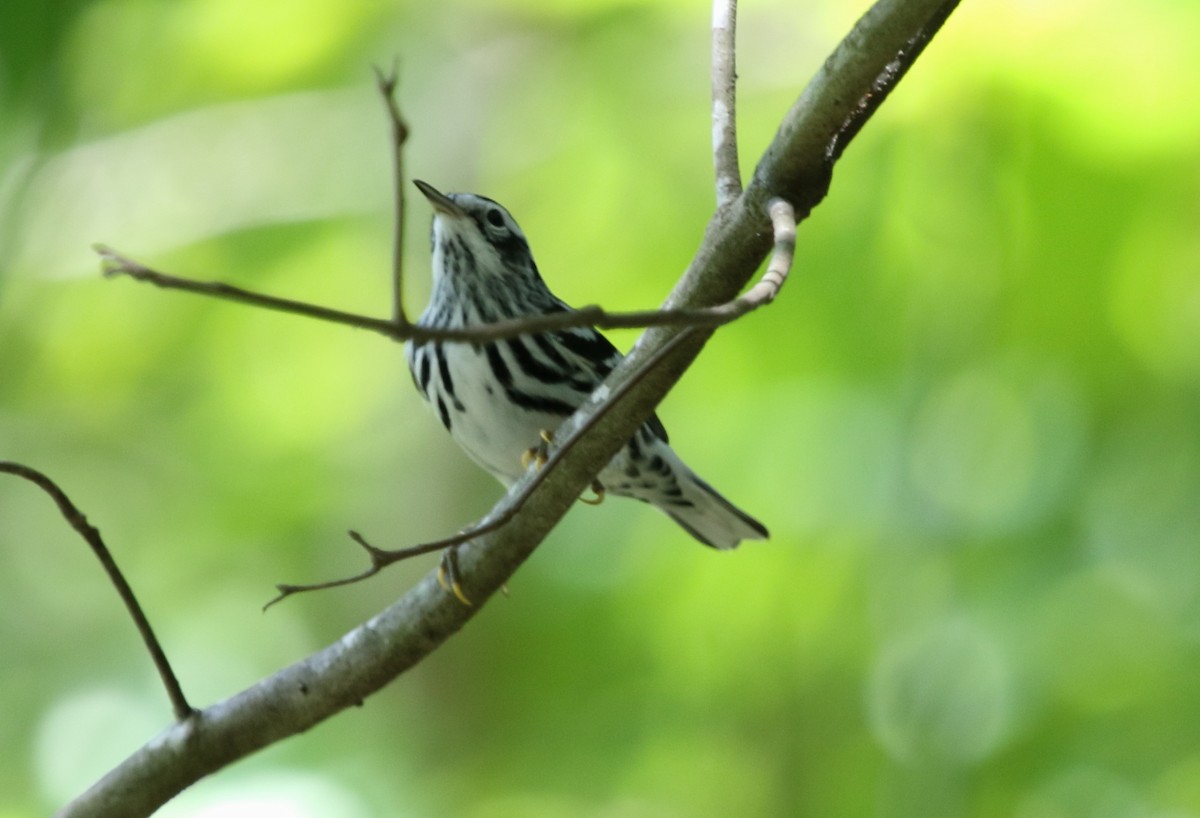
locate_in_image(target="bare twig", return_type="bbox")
[96,245,400,337]
[712,0,741,207]
[96,232,787,345]
[0,462,194,721]
[266,524,502,605]
[373,60,411,329]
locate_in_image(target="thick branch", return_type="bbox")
[62,0,958,814]
[827,0,958,163]
[0,462,193,721]
[746,0,960,221]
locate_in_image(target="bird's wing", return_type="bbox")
[549,325,669,444]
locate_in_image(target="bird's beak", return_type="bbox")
[413,179,466,218]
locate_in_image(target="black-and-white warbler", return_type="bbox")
[406,180,767,549]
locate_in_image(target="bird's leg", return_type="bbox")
[440,426,557,607]
[579,480,606,506]
[520,428,555,470]
[519,429,604,504]
[436,547,472,606]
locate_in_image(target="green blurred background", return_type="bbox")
[2,0,1199,815]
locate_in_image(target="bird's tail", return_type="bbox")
[662,469,768,550]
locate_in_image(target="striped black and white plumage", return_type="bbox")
[404,180,767,549]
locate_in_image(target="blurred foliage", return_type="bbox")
[2,0,1199,816]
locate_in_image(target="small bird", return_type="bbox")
[406,180,767,549]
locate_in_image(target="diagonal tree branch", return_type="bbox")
[0,462,194,721]
[58,1,958,815]
[827,0,958,164]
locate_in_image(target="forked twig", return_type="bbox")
[0,462,194,721]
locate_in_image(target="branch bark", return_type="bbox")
[58,0,958,814]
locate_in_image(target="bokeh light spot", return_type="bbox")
[909,370,1036,531]
[868,618,1012,766]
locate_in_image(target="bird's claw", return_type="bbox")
[521,428,555,470]
[580,480,606,506]
[436,547,472,606]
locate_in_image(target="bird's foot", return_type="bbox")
[436,546,472,606]
[520,429,555,470]
[579,480,606,506]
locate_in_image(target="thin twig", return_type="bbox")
[372,61,411,329]
[0,462,194,721]
[96,237,788,344]
[96,245,401,337]
[264,523,502,605]
[712,0,741,207]
[266,325,700,605]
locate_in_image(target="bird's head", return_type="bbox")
[414,180,539,287]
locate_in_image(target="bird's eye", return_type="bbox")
[485,209,505,229]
